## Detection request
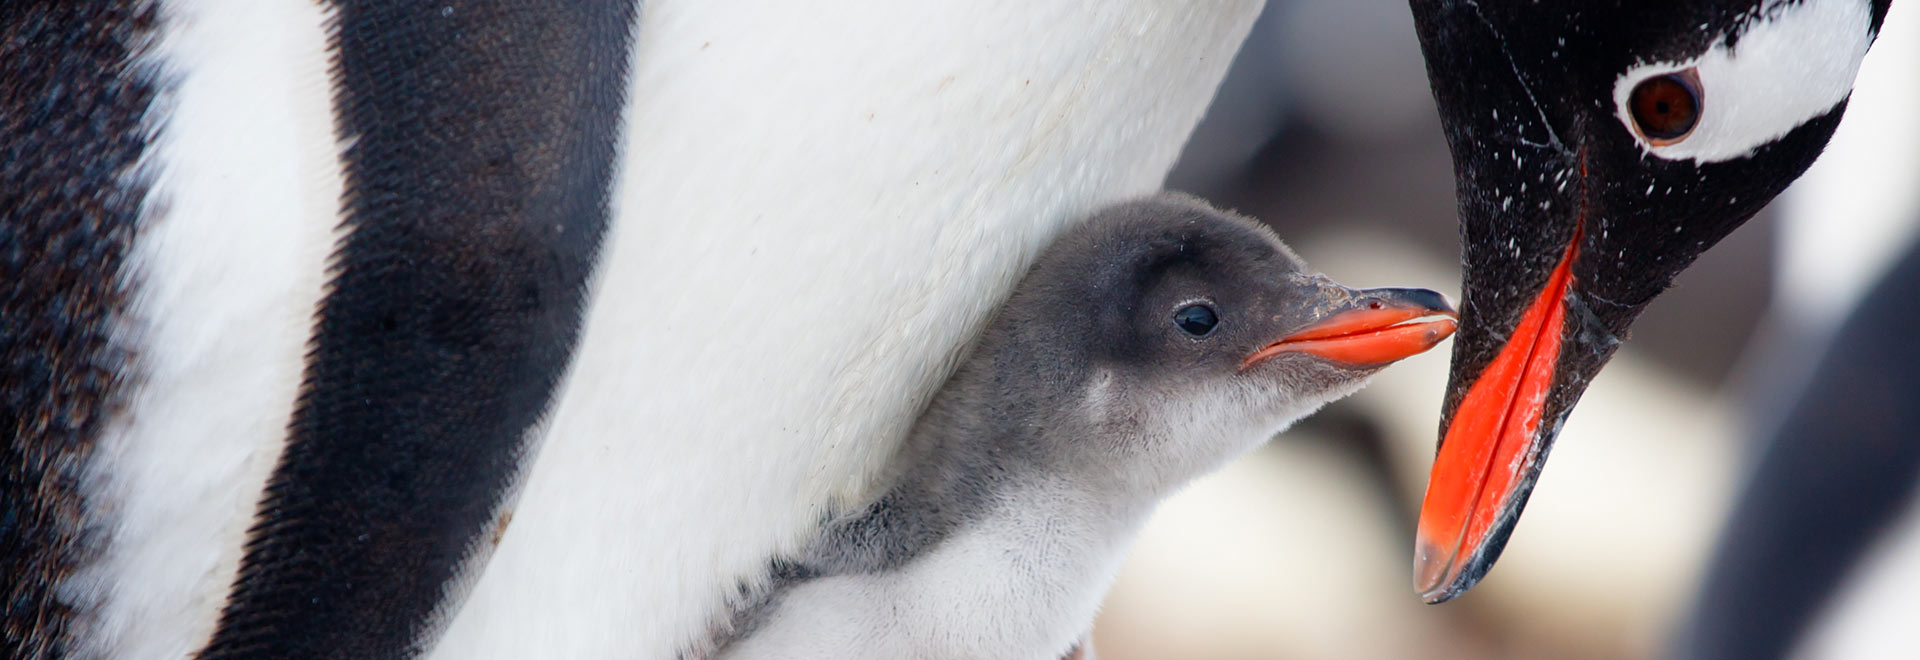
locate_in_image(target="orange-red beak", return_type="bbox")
[1414,234,1580,603]
[1243,288,1458,371]
[1402,0,1871,602]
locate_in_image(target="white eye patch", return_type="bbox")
[1613,0,1876,163]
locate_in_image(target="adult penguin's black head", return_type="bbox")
[1407,0,1894,603]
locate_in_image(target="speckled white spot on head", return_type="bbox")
[1613,0,1876,163]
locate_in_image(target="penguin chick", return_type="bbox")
[714,194,1457,660]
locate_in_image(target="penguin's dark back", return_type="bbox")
[2,4,158,657]
[2,2,635,658]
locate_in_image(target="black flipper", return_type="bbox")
[196,2,637,657]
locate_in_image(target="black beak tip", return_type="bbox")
[1419,482,1531,604]
[1365,287,1456,316]
[1418,554,1493,605]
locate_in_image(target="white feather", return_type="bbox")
[718,486,1148,660]
[430,1,1262,657]
[63,0,343,657]
[719,356,1367,660]
[1612,0,1876,163]
[1777,0,1920,333]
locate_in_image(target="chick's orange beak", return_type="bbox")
[1243,288,1459,370]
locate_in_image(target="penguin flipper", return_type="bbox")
[195,2,638,657]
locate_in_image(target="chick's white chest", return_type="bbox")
[431,1,1262,657]
[725,489,1144,660]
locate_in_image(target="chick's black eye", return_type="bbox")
[1629,71,1701,143]
[1173,304,1218,337]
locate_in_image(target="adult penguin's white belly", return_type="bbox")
[429,2,1263,658]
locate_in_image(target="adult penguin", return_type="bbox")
[1405,0,1896,602]
[3,2,1264,659]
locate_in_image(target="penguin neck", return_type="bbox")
[849,351,1161,570]
[881,414,1156,628]
[896,410,1154,653]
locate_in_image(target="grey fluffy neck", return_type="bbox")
[706,336,1151,658]
[802,331,1144,575]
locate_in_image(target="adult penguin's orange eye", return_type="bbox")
[1628,71,1701,144]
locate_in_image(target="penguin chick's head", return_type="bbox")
[985,194,1456,495]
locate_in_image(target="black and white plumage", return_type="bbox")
[1404,0,1895,602]
[712,195,1455,660]
[4,1,1268,658]
[193,2,634,657]
[9,1,630,658]
[6,0,1884,656]
[4,4,158,658]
